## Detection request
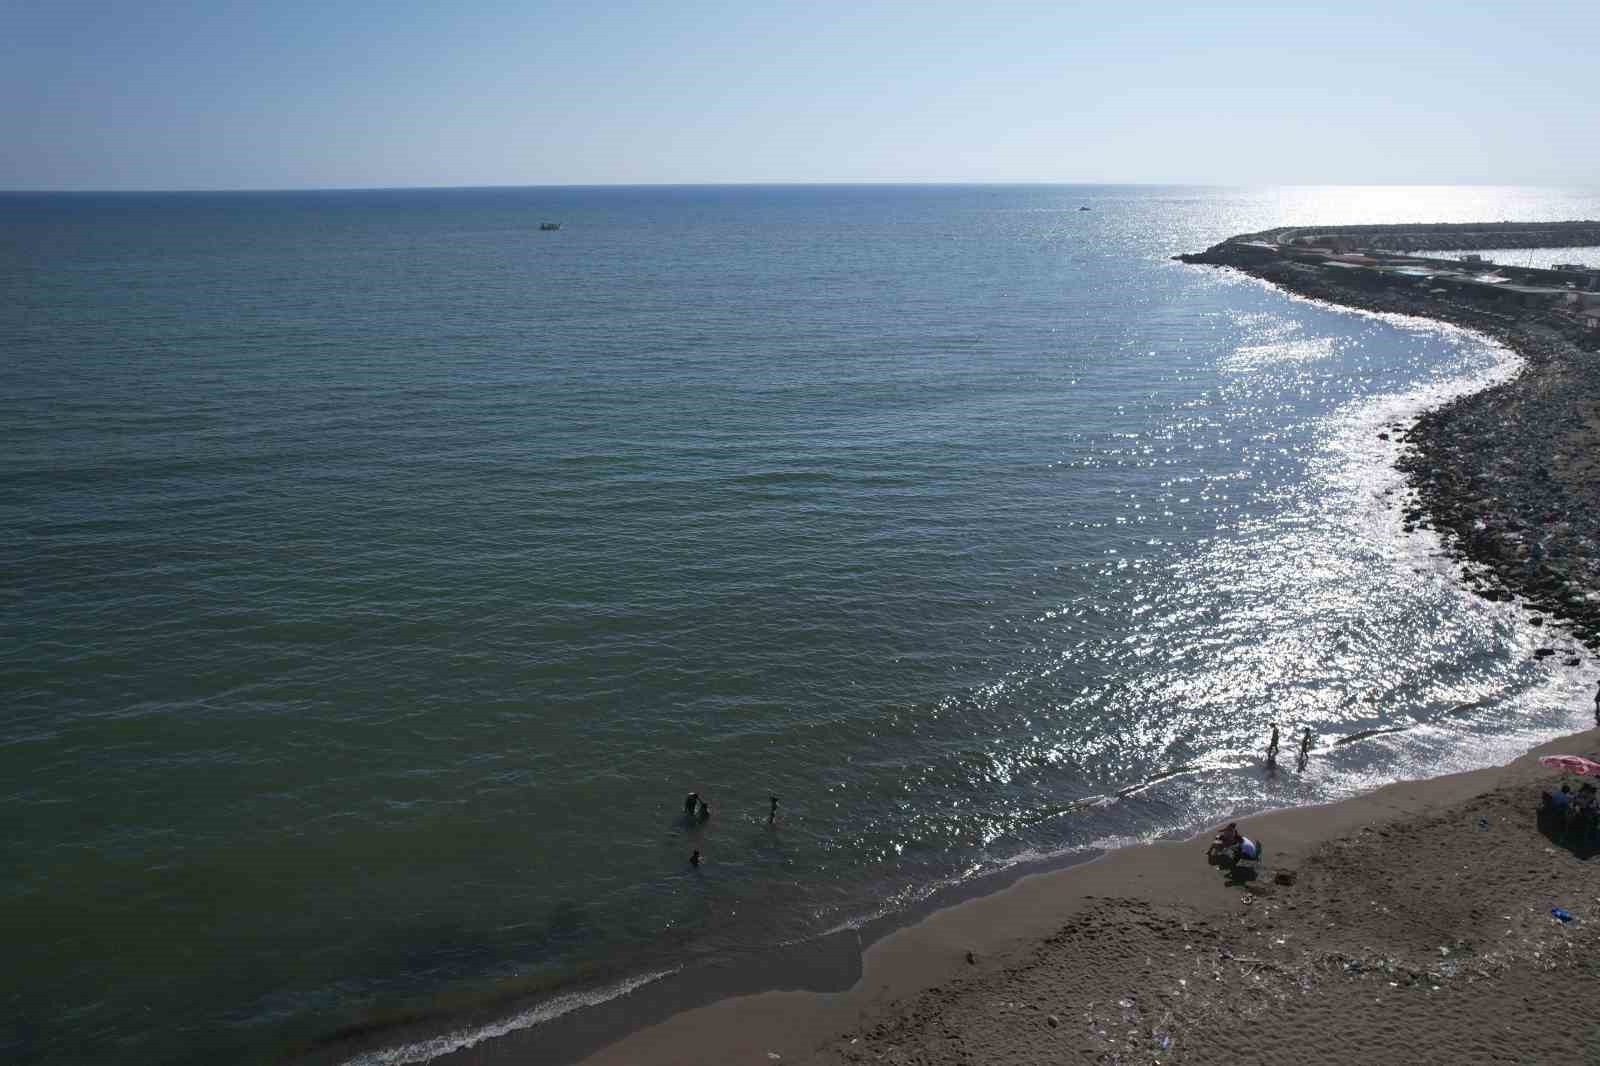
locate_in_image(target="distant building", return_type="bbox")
[1553,263,1599,289]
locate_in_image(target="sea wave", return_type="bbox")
[338,969,678,1066]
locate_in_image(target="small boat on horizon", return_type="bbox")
[539,222,561,231]
[1078,206,1091,212]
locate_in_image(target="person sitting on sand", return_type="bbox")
[1208,822,1259,865]
[1539,784,1574,833]
[1209,822,1241,859]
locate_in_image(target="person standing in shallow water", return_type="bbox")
[768,795,778,825]
[1297,728,1313,772]
[1265,723,1279,768]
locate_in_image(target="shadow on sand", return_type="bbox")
[1536,806,1598,861]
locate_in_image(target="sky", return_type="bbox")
[2,0,1595,190]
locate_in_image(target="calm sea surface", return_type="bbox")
[5,185,1600,1065]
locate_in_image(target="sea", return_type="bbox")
[4,184,1600,1066]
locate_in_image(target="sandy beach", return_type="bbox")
[562,730,1600,1066]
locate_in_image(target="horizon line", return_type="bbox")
[3,180,1590,195]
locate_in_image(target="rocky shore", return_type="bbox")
[1179,231,1600,653]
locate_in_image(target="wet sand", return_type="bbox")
[562,730,1599,1065]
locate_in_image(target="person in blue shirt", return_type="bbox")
[1207,821,1261,865]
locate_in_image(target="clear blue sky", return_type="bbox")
[3,0,1594,190]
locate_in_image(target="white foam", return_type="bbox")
[338,968,677,1066]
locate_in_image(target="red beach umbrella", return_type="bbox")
[1538,754,1600,777]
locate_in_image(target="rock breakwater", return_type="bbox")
[1180,227,1600,652]
[1270,220,1600,254]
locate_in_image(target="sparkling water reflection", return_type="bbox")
[3,185,1599,1065]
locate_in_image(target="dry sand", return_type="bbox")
[573,731,1600,1066]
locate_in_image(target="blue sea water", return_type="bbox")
[4,184,1600,1065]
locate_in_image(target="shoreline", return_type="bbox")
[314,226,1600,1066]
[548,727,1600,1066]
[313,835,1118,1066]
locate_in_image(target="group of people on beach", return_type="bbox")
[1539,781,1600,847]
[684,792,779,866]
[1264,723,1313,773]
[1529,682,1600,850]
